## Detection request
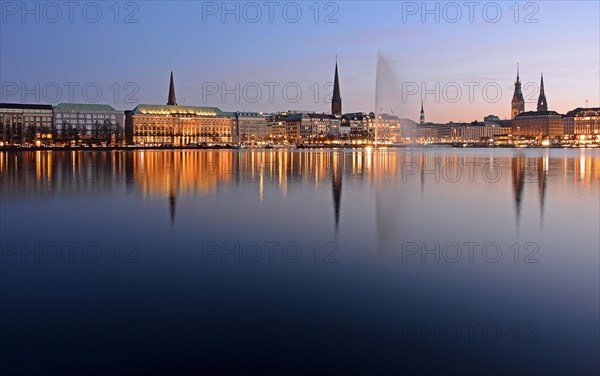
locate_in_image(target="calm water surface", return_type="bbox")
[1,148,599,375]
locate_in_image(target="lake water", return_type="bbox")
[1,148,598,375]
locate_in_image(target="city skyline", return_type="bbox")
[1,1,598,122]
[1,2,599,374]
[0,61,596,125]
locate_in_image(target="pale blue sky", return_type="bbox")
[1,1,598,122]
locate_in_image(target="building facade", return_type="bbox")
[563,107,600,136]
[236,112,268,143]
[285,113,311,142]
[342,112,375,139]
[450,122,511,142]
[308,113,340,137]
[54,103,125,145]
[375,113,401,143]
[0,103,53,145]
[512,74,564,138]
[513,111,564,138]
[125,105,235,146]
[399,118,418,139]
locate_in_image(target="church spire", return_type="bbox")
[167,70,177,106]
[537,72,548,112]
[511,63,525,119]
[420,101,425,125]
[331,60,342,116]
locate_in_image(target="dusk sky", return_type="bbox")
[1,1,599,122]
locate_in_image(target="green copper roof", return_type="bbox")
[129,104,231,117]
[54,103,117,111]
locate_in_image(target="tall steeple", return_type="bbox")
[511,63,525,119]
[537,73,548,112]
[419,101,425,125]
[167,70,177,106]
[331,59,342,116]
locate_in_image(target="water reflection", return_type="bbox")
[1,148,598,375]
[1,149,599,234]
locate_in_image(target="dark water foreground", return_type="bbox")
[1,149,598,375]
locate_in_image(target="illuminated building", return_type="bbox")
[125,104,235,146]
[376,113,401,143]
[512,74,564,138]
[236,112,269,143]
[285,113,311,142]
[0,103,53,145]
[266,112,288,142]
[125,72,235,146]
[308,113,341,137]
[342,112,375,140]
[563,107,600,136]
[286,113,341,142]
[451,120,512,142]
[416,123,440,141]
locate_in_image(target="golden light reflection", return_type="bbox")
[0,150,598,229]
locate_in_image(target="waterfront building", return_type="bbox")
[376,113,401,143]
[285,113,312,142]
[512,74,564,138]
[415,123,439,141]
[125,105,235,146]
[53,103,125,145]
[236,112,269,143]
[266,112,288,142]
[286,112,341,142]
[452,123,486,142]
[342,112,375,139]
[309,113,341,137]
[125,73,236,146]
[436,123,451,140]
[563,107,600,136]
[448,119,511,142]
[399,118,418,139]
[0,103,53,145]
[483,122,512,139]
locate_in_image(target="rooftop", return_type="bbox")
[0,103,53,110]
[564,107,600,117]
[54,103,117,112]
[129,104,231,117]
[515,110,563,118]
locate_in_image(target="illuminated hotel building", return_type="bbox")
[125,72,236,146]
[563,107,600,136]
[125,105,235,146]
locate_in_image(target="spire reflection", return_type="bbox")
[0,150,598,236]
